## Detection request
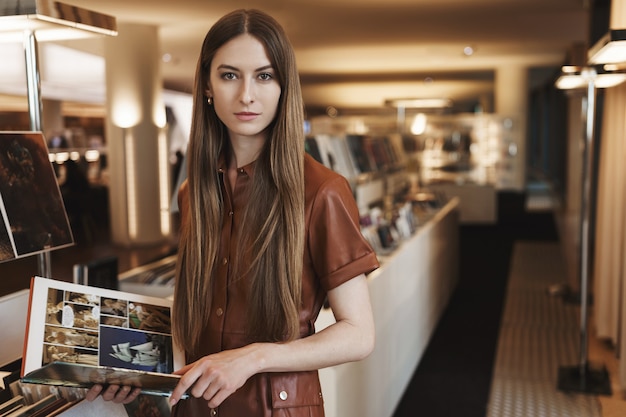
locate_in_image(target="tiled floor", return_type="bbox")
[485,186,626,417]
[486,241,603,416]
[554,207,626,417]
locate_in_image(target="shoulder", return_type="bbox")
[304,154,357,217]
[304,153,351,194]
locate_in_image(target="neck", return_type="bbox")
[228,133,267,168]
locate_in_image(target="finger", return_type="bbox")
[207,389,229,409]
[123,388,142,404]
[170,368,200,405]
[196,373,221,403]
[172,363,193,376]
[170,378,193,406]
[202,383,220,404]
[85,384,103,402]
[101,384,121,401]
[116,386,141,404]
[112,385,132,403]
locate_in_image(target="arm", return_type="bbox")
[169,273,374,407]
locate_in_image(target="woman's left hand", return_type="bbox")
[169,345,260,408]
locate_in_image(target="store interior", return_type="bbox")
[2,0,626,416]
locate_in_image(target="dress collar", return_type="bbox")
[217,154,257,179]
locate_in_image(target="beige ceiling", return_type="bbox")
[10,0,591,116]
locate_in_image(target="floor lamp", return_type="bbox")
[0,0,116,277]
[555,66,626,395]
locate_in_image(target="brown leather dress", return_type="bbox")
[172,154,379,417]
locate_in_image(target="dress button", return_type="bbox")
[210,409,217,416]
[216,308,223,317]
[229,211,234,216]
[222,258,228,265]
[279,390,288,401]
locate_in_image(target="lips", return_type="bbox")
[235,112,259,121]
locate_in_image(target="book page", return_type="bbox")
[22,277,183,384]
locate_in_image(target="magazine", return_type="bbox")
[21,277,186,398]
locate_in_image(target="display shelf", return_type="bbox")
[117,255,176,299]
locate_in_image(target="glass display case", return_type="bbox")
[309,112,524,224]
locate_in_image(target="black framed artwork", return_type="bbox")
[0,131,74,263]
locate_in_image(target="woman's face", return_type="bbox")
[208,34,281,142]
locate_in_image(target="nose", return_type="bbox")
[240,78,255,104]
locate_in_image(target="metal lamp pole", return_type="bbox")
[23,29,52,278]
[557,67,611,395]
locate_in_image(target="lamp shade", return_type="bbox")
[555,65,626,90]
[588,29,626,64]
[0,0,117,42]
[555,66,589,90]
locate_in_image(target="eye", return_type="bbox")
[258,72,274,81]
[220,72,237,80]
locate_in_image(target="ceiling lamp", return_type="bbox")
[385,98,453,109]
[410,113,427,135]
[0,0,117,42]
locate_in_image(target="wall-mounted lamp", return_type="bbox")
[588,29,626,65]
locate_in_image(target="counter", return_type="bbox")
[317,197,460,417]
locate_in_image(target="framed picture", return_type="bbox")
[0,131,73,262]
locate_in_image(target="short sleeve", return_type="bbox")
[307,175,379,291]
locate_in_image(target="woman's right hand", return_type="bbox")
[85,384,142,404]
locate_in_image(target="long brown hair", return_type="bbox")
[173,9,305,357]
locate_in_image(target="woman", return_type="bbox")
[88,9,379,416]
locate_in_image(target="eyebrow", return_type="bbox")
[216,64,274,72]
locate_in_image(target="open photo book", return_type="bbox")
[21,276,187,398]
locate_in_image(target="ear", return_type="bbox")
[205,86,212,98]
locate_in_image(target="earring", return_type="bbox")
[207,96,213,105]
